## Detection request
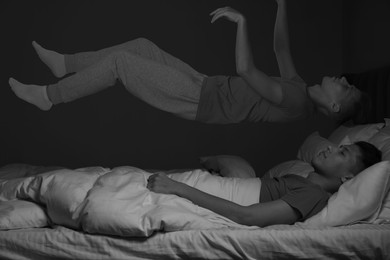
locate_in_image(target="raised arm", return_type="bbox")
[210,7,283,105]
[273,0,298,80]
[147,173,299,227]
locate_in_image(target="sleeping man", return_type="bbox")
[147,141,381,227]
[0,140,382,234]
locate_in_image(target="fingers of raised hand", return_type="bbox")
[210,7,233,23]
[210,6,230,16]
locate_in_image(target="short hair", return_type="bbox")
[334,91,372,125]
[354,141,382,173]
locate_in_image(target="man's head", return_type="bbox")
[311,141,382,181]
[318,76,371,124]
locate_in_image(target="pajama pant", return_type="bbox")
[47,38,206,120]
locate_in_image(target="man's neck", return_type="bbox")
[307,85,329,116]
[307,172,342,194]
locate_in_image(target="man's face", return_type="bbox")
[311,144,363,178]
[320,76,360,104]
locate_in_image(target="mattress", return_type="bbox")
[1,223,389,260]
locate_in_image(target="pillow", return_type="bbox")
[263,160,314,179]
[299,161,390,227]
[328,121,385,144]
[376,192,390,224]
[297,132,337,163]
[368,121,390,161]
[199,155,256,178]
[0,200,48,230]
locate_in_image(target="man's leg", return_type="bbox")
[11,51,204,120]
[34,38,204,81]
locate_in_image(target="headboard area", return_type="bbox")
[343,64,390,124]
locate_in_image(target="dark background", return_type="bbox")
[1,0,389,176]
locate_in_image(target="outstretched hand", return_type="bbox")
[147,173,182,195]
[210,7,245,24]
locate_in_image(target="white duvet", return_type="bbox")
[0,166,260,237]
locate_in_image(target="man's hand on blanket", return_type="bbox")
[147,173,183,195]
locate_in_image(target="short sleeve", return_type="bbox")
[281,184,329,221]
[274,76,313,122]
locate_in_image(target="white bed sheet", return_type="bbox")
[0,223,389,260]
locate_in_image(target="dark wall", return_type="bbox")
[342,0,390,73]
[0,0,343,175]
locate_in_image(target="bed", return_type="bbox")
[1,223,389,259]
[1,120,390,260]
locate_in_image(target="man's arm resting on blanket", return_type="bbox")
[147,173,299,227]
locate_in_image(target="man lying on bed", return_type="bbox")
[147,141,381,227]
